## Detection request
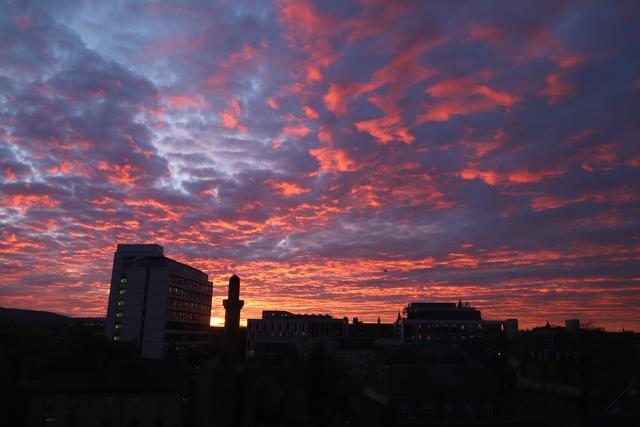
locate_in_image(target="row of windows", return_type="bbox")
[404,323,503,333]
[169,274,211,294]
[166,309,210,323]
[411,322,484,329]
[167,297,210,314]
[405,334,489,342]
[113,277,127,339]
[248,320,345,337]
[168,285,210,303]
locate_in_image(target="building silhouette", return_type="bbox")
[104,244,212,358]
[395,300,519,343]
[247,311,348,360]
[222,274,244,360]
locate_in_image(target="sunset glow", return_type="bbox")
[1,0,639,330]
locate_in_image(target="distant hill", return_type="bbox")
[0,306,71,324]
[0,307,104,325]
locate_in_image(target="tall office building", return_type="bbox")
[105,244,213,358]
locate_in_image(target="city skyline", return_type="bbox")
[1,1,639,331]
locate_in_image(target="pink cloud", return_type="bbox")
[283,123,311,138]
[418,76,518,123]
[309,146,358,173]
[220,98,248,133]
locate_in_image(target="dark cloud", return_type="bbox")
[1,0,639,329]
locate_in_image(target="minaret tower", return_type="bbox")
[222,274,244,358]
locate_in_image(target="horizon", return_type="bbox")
[1,297,625,333]
[1,1,639,332]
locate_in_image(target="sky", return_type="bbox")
[1,0,639,329]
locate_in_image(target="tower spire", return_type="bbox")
[222,274,244,360]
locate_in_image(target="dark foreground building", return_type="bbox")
[26,360,185,427]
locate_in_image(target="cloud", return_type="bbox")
[0,0,639,331]
[418,76,518,123]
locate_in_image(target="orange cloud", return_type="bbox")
[541,73,574,104]
[627,156,640,167]
[326,40,441,144]
[459,167,498,185]
[267,97,279,109]
[309,146,358,173]
[459,129,506,158]
[4,194,60,211]
[323,84,353,116]
[459,166,563,185]
[473,85,517,107]
[220,98,248,133]
[277,0,340,84]
[317,128,333,144]
[557,53,588,69]
[303,105,319,119]
[97,161,143,186]
[4,167,17,181]
[46,161,74,175]
[221,43,265,69]
[531,195,588,211]
[122,198,186,222]
[532,187,640,211]
[354,108,414,144]
[506,168,564,184]
[324,40,437,118]
[581,143,616,172]
[167,94,208,109]
[269,180,308,197]
[418,77,518,123]
[283,123,311,138]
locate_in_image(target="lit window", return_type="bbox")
[115,324,121,329]
[120,278,127,283]
[116,312,123,317]
[113,336,120,341]
[119,289,125,295]
[117,301,124,306]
